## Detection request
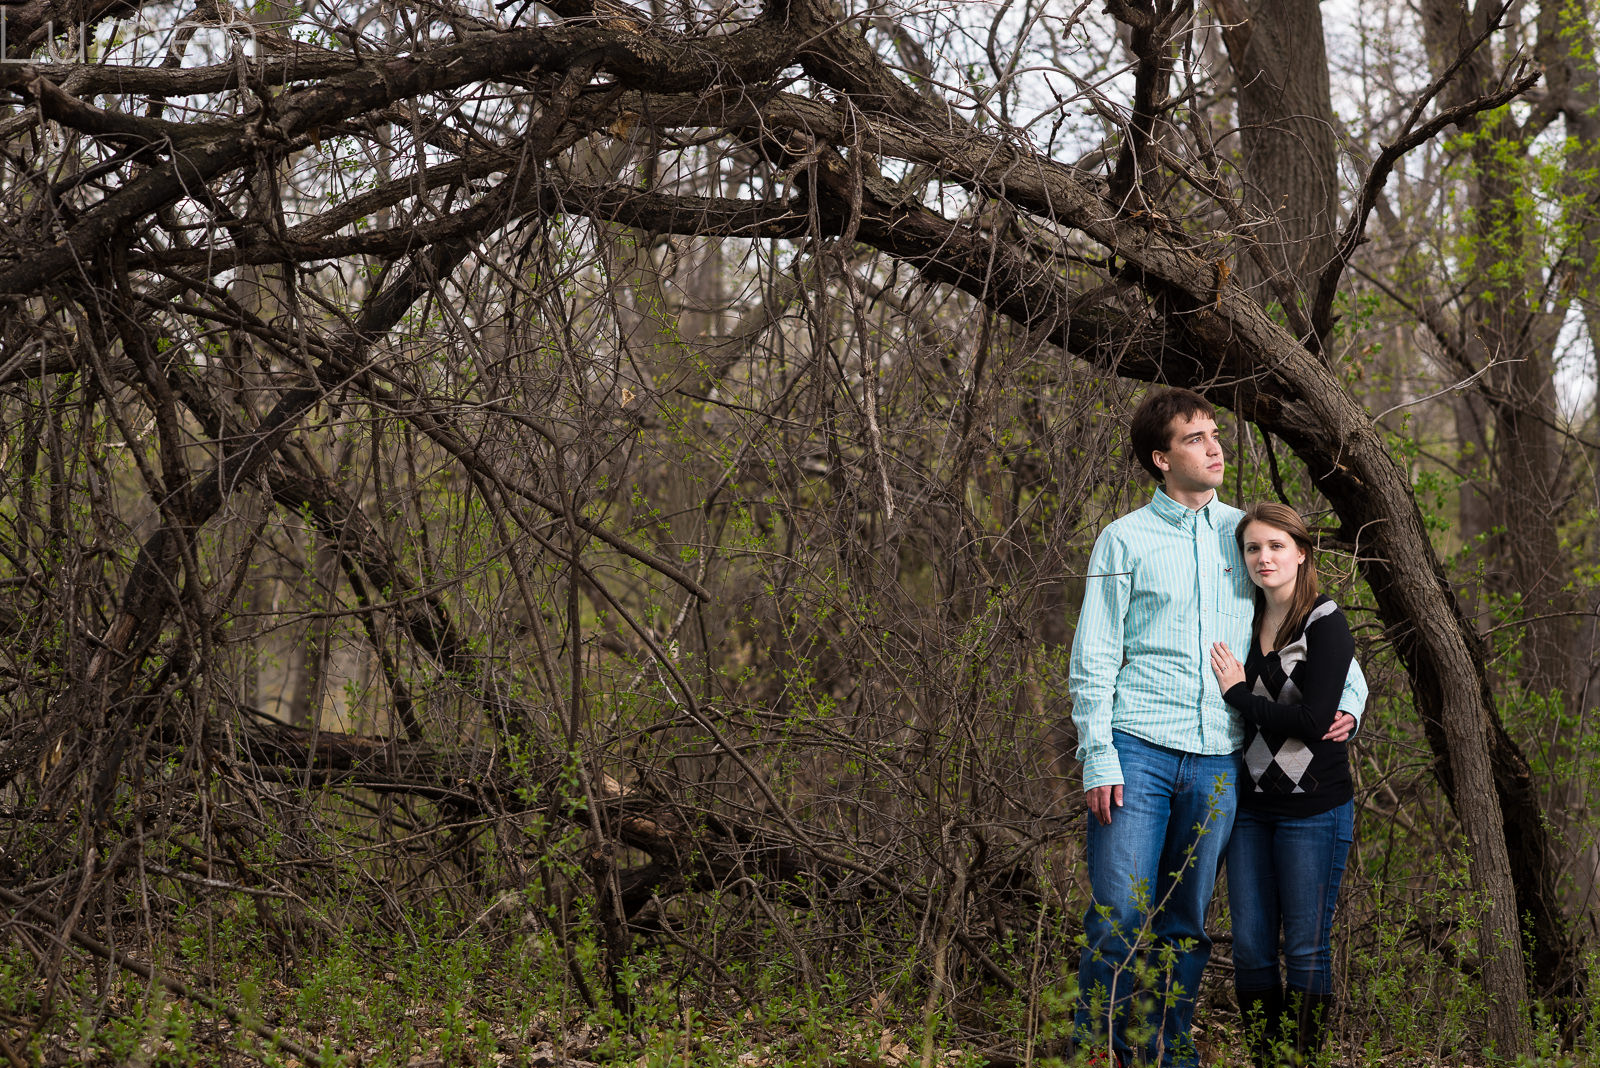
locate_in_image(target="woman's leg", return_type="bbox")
[1274,801,1354,1061]
[1226,807,1282,1067]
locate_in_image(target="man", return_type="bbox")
[1068,388,1365,1067]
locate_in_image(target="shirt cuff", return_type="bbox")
[1081,746,1124,792]
[1339,708,1361,738]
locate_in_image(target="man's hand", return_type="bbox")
[1323,711,1356,742]
[1087,784,1123,825]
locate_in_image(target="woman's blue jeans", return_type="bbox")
[1226,800,1354,995]
[1076,732,1240,1067]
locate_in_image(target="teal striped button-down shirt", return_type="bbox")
[1068,488,1369,791]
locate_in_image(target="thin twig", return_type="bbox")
[1311,2,1538,342]
[1369,359,1518,423]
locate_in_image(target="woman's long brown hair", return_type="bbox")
[1236,502,1321,651]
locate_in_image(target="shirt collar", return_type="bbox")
[1150,486,1220,528]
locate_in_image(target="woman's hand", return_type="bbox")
[1210,641,1246,693]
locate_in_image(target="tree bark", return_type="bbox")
[1213,0,1340,304]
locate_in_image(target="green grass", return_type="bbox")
[9,916,1595,1068]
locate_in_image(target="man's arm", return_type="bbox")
[1322,657,1369,742]
[1069,530,1131,820]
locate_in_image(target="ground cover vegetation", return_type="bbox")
[0,0,1597,1063]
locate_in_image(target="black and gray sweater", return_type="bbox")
[1223,595,1355,818]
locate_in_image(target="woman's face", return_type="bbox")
[1241,520,1305,595]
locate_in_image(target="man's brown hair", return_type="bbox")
[1129,388,1214,483]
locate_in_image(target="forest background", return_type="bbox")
[0,0,1597,1064]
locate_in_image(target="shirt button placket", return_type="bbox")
[1192,514,1204,735]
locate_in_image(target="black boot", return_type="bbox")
[1236,984,1284,1068]
[1286,987,1335,1066]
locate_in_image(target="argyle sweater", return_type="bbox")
[1222,595,1355,818]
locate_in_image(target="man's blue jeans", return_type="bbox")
[1076,731,1240,1067]
[1226,800,1354,995]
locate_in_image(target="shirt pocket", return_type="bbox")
[1215,537,1253,616]
[1214,569,1254,651]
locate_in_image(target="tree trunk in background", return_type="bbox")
[1415,0,1598,984]
[229,244,285,720]
[229,0,297,712]
[286,533,341,729]
[1214,0,1340,304]
[1535,0,1600,936]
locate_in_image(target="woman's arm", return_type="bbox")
[1222,609,1355,741]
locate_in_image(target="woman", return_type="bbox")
[1208,503,1355,1068]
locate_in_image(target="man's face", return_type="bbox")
[1152,413,1224,495]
